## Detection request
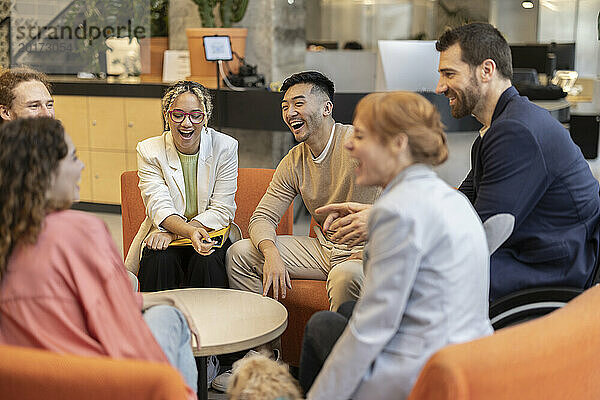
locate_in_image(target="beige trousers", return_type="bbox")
[226,236,364,311]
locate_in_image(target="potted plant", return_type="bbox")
[186,0,249,87]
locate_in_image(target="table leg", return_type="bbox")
[196,356,208,400]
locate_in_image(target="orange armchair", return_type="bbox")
[279,279,328,366]
[408,285,600,400]
[0,344,187,400]
[279,217,329,366]
[120,168,294,257]
[120,169,328,366]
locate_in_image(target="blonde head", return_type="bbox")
[354,91,448,166]
[227,353,303,400]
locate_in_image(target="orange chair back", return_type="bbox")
[120,168,294,257]
[120,171,145,257]
[235,168,293,238]
[0,344,187,400]
[408,285,600,400]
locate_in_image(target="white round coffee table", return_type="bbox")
[144,288,288,399]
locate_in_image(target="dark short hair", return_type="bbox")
[436,23,513,80]
[0,67,52,111]
[280,71,335,102]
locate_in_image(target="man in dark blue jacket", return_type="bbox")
[435,23,600,301]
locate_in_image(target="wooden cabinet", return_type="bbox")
[54,95,162,204]
[90,151,127,204]
[126,152,139,172]
[88,97,127,150]
[54,95,89,149]
[78,149,93,202]
[125,97,164,151]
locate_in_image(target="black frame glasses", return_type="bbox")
[168,109,206,124]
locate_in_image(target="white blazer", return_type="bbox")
[307,165,493,400]
[124,127,241,274]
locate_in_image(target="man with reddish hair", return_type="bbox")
[0,67,54,122]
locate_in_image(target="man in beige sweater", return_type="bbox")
[226,71,380,312]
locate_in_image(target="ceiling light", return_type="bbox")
[522,1,534,9]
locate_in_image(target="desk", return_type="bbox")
[531,99,570,123]
[569,102,600,159]
[144,288,288,400]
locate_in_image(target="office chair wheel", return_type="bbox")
[489,287,582,330]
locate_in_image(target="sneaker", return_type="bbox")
[210,369,231,392]
[207,355,220,385]
[211,349,280,392]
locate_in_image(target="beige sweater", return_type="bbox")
[249,123,380,248]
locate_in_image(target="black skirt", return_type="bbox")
[138,238,232,292]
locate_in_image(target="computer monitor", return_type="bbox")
[510,43,576,75]
[552,43,575,71]
[510,44,548,74]
[376,40,440,92]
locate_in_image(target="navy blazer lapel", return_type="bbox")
[491,86,519,123]
[478,86,519,196]
[471,136,483,192]
[473,87,519,199]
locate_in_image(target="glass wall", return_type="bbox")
[306,0,439,49]
[9,0,151,74]
[538,0,577,43]
[305,0,494,50]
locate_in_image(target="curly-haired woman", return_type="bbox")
[0,118,197,399]
[125,80,240,292]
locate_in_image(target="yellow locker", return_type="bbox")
[88,97,126,150]
[90,151,127,204]
[125,97,164,152]
[54,95,89,149]
[77,149,93,202]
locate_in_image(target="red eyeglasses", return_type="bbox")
[168,109,206,124]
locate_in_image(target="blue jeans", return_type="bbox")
[143,305,198,392]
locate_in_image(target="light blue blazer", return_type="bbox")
[308,164,493,400]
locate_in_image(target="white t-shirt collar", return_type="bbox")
[313,124,335,163]
[479,125,490,138]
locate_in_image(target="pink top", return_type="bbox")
[0,210,193,398]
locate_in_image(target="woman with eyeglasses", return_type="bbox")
[125,81,240,294]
